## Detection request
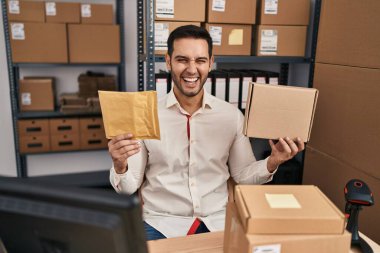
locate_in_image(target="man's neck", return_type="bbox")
[174,89,203,116]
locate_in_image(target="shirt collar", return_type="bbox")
[165,88,214,110]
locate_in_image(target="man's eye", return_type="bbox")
[196,60,207,64]
[177,59,187,63]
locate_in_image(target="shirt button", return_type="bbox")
[195,205,199,208]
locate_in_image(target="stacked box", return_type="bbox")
[49,118,80,151]
[19,78,55,111]
[79,118,108,150]
[18,119,50,154]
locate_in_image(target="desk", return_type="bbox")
[148,232,380,253]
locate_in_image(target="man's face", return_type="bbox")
[166,38,213,98]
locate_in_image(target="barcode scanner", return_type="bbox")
[344,179,374,253]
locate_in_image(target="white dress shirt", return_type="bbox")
[110,89,275,238]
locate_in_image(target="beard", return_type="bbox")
[170,70,208,98]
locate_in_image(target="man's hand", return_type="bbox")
[108,133,141,174]
[267,137,305,173]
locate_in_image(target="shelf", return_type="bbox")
[154,55,312,64]
[21,148,108,156]
[13,63,120,68]
[18,111,102,119]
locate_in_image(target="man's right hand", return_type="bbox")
[108,133,141,174]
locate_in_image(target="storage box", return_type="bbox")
[7,0,45,22]
[205,23,252,56]
[255,25,307,56]
[224,202,351,253]
[79,118,105,133]
[80,4,113,24]
[18,119,49,136]
[19,135,50,154]
[316,0,380,69]
[10,22,68,63]
[154,0,205,22]
[80,132,108,150]
[207,0,256,24]
[45,2,80,24]
[19,78,55,111]
[68,24,120,63]
[50,134,80,151]
[310,63,380,179]
[234,185,345,234]
[49,118,79,135]
[243,83,318,142]
[257,0,310,25]
[155,21,201,55]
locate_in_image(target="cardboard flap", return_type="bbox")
[234,186,250,230]
[243,82,254,135]
[308,89,319,141]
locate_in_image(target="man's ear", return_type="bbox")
[209,54,215,71]
[165,53,171,71]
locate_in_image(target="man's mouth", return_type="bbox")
[182,77,200,83]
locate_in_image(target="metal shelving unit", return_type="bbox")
[2,0,126,180]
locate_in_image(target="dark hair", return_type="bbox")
[167,25,213,58]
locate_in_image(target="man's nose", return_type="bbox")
[186,60,197,73]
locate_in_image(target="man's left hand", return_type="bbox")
[267,137,305,173]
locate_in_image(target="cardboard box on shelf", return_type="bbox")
[80,132,108,150]
[257,0,310,25]
[205,23,252,56]
[80,3,113,24]
[234,184,345,234]
[50,134,80,151]
[255,25,307,56]
[154,0,205,22]
[45,2,80,24]
[79,118,104,134]
[155,21,201,55]
[19,78,55,111]
[59,93,87,106]
[19,135,50,154]
[10,22,68,63]
[207,0,256,24]
[316,0,380,69]
[49,118,79,135]
[68,24,120,63]
[18,119,49,136]
[243,83,318,142]
[224,202,351,253]
[7,0,45,22]
[310,63,380,179]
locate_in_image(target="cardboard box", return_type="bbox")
[50,134,80,151]
[207,0,256,24]
[303,146,380,244]
[80,132,108,150]
[79,118,105,133]
[224,202,351,253]
[7,0,45,22]
[80,4,113,24]
[257,0,310,25]
[68,24,120,63]
[155,0,205,22]
[316,0,380,69]
[9,22,68,63]
[234,185,345,234]
[45,2,80,24]
[18,119,49,136]
[59,93,87,106]
[310,63,380,179]
[19,135,50,154]
[19,78,55,111]
[155,21,201,55]
[49,118,79,135]
[255,25,307,56]
[243,83,318,142]
[205,23,252,56]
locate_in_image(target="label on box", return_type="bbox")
[156,0,174,19]
[253,244,281,253]
[11,23,25,40]
[265,194,301,208]
[269,77,278,85]
[210,26,222,46]
[155,23,169,50]
[81,4,92,18]
[8,0,20,14]
[21,93,32,105]
[260,29,278,55]
[45,2,57,16]
[264,0,278,15]
[212,0,225,12]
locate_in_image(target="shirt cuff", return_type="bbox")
[264,157,278,182]
[111,167,127,192]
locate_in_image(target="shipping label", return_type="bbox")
[11,23,25,40]
[210,26,222,46]
[8,0,20,14]
[260,29,278,55]
[81,4,92,18]
[155,23,169,50]
[45,2,57,16]
[156,0,174,19]
[265,0,278,15]
[253,244,281,253]
[212,0,226,12]
[21,93,31,105]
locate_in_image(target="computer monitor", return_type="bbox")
[0,177,148,253]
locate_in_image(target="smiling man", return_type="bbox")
[108,25,305,240]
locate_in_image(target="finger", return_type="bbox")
[278,138,292,154]
[109,133,134,145]
[296,137,305,151]
[111,139,140,151]
[284,137,298,156]
[118,142,141,156]
[269,139,276,150]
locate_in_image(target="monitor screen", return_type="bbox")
[0,177,148,253]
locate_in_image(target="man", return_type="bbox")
[108,25,304,240]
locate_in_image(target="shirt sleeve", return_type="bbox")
[109,140,148,194]
[228,110,277,185]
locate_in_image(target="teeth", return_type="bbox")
[183,77,199,82]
